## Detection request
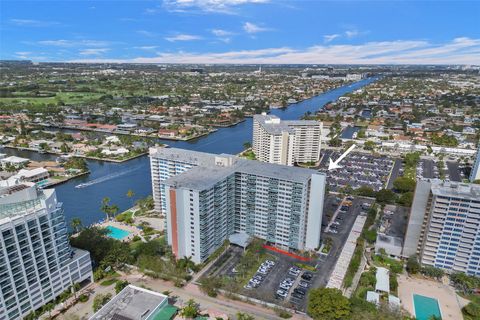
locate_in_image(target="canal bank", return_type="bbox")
[2,77,377,227]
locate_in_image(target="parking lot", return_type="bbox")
[415,159,468,182]
[200,195,374,312]
[319,150,395,192]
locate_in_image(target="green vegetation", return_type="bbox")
[403,152,421,179]
[93,293,112,312]
[199,276,223,297]
[237,312,255,320]
[295,262,317,272]
[63,157,88,173]
[100,278,117,286]
[450,273,480,294]
[242,150,256,160]
[180,299,199,318]
[431,133,458,147]
[372,252,403,274]
[321,237,333,254]
[344,205,378,288]
[115,280,130,294]
[78,294,89,303]
[392,177,416,193]
[70,227,130,280]
[307,288,351,320]
[116,211,134,224]
[406,255,421,274]
[273,307,292,319]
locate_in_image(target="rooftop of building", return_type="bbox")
[0,184,55,220]
[430,179,480,201]
[90,285,173,320]
[253,113,320,134]
[160,147,322,190]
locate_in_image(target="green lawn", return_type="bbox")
[0,92,105,106]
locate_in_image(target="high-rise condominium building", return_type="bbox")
[402,179,480,276]
[150,147,326,264]
[0,182,92,320]
[252,113,323,166]
[470,147,480,182]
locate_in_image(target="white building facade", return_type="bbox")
[403,180,480,276]
[252,114,323,166]
[0,183,92,320]
[150,147,326,264]
[470,147,480,182]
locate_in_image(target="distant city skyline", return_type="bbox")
[1,0,479,64]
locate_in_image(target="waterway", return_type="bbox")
[2,78,376,226]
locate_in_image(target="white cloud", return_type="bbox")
[345,29,360,38]
[211,29,233,37]
[70,38,480,65]
[163,0,269,14]
[243,22,269,34]
[10,19,59,27]
[324,34,340,43]
[79,48,109,56]
[37,39,109,47]
[165,34,202,42]
[134,46,159,50]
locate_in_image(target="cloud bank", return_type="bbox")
[69,38,480,65]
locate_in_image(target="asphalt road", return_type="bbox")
[422,159,435,179]
[387,159,403,189]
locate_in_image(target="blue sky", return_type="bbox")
[1,0,479,64]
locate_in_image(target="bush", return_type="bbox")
[406,255,420,274]
[362,229,377,244]
[199,276,223,297]
[463,302,480,320]
[78,294,89,303]
[93,293,112,312]
[421,266,444,280]
[115,280,130,294]
[389,273,398,292]
[274,307,292,319]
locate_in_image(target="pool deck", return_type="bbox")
[97,220,141,242]
[398,274,464,320]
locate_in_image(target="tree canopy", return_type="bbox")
[307,288,351,320]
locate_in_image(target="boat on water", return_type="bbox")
[75,183,87,188]
[287,98,297,104]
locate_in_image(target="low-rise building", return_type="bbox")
[90,285,177,320]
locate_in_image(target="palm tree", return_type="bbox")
[126,189,135,207]
[243,141,251,150]
[72,282,81,299]
[178,256,194,272]
[101,197,112,221]
[70,218,83,234]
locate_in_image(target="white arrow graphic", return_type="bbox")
[328,144,356,171]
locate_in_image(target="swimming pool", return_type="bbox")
[413,294,442,320]
[105,226,131,240]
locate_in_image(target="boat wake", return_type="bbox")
[75,166,142,188]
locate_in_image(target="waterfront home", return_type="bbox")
[101,147,129,156]
[0,156,29,169]
[14,167,49,184]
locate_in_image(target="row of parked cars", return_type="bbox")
[276,266,314,303]
[244,259,276,289]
